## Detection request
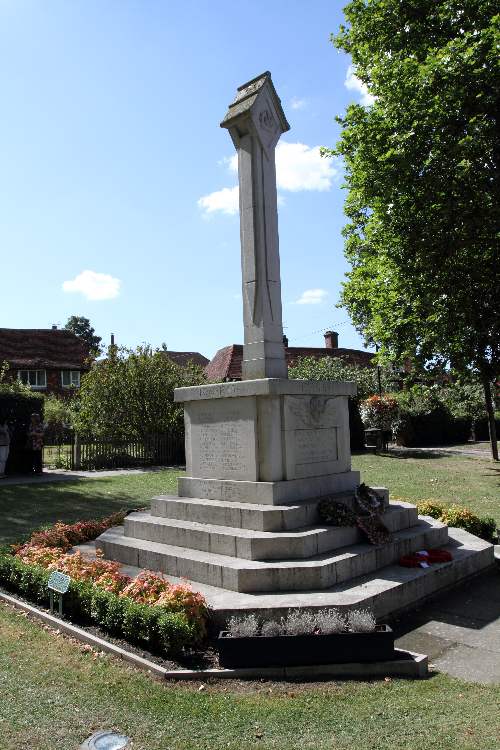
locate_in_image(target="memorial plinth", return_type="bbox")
[175,379,359,505]
[95,72,494,622]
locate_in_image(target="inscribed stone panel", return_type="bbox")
[186,396,257,481]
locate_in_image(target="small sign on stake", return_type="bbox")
[47,570,71,616]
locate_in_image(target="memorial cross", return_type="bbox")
[221,72,289,380]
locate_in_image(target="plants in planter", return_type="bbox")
[218,608,393,668]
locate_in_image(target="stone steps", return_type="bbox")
[150,491,396,533]
[82,528,495,625]
[125,503,418,561]
[96,516,448,593]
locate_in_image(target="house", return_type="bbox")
[205,331,375,381]
[161,350,209,369]
[0,326,91,396]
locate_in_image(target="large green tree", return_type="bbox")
[64,316,102,358]
[73,346,205,440]
[328,0,500,458]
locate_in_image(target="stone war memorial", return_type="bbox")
[96,73,493,625]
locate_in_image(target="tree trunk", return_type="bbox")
[482,378,498,461]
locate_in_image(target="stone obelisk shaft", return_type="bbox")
[221,72,289,380]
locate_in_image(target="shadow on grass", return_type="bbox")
[0,484,153,546]
[364,449,446,460]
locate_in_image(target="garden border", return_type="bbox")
[0,589,428,680]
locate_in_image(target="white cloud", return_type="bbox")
[290,96,306,110]
[229,141,336,193]
[198,140,338,216]
[276,142,336,192]
[197,186,239,216]
[344,65,376,106]
[62,270,121,301]
[295,288,328,305]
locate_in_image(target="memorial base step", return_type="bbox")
[83,528,494,626]
[96,516,448,593]
[124,502,419,561]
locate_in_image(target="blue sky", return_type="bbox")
[0,0,375,360]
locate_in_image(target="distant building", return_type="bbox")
[205,331,375,382]
[0,326,90,396]
[161,350,209,369]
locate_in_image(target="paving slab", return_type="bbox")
[394,568,500,684]
[431,643,500,684]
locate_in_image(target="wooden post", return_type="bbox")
[73,434,81,470]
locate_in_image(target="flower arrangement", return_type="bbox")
[360,394,399,431]
[317,498,356,527]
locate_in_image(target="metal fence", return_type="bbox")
[43,432,185,471]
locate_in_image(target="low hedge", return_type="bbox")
[0,551,200,656]
[416,501,497,543]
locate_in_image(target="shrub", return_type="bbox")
[284,611,317,636]
[0,549,205,655]
[347,609,376,633]
[0,388,44,474]
[260,620,282,637]
[416,500,445,519]
[416,501,496,542]
[315,609,346,634]
[226,614,259,637]
[360,395,399,430]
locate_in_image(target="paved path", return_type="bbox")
[394,567,500,684]
[0,466,177,486]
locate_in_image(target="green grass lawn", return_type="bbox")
[0,469,180,545]
[353,452,500,523]
[1,603,499,750]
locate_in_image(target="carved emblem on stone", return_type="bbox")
[259,109,275,132]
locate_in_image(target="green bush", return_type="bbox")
[0,389,44,473]
[0,551,198,656]
[416,501,497,542]
[416,500,445,519]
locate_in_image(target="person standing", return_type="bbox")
[28,413,44,475]
[0,422,10,478]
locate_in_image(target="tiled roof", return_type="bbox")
[0,328,91,370]
[205,344,374,382]
[162,351,210,369]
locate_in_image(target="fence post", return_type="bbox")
[73,434,81,470]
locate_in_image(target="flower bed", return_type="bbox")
[0,514,208,656]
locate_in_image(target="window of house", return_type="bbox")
[18,370,47,389]
[61,370,81,388]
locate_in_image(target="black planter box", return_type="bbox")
[217,625,394,668]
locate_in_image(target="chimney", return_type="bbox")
[324,330,339,349]
[110,333,115,346]
[51,324,57,330]
[282,334,289,347]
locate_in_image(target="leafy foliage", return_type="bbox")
[289,356,384,400]
[73,345,205,439]
[2,514,209,649]
[360,394,399,430]
[328,1,500,455]
[64,315,102,358]
[416,499,496,541]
